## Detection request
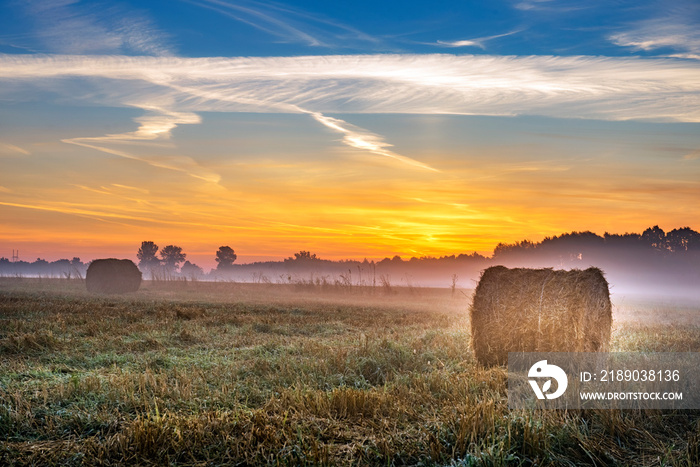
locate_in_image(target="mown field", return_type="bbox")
[1,278,699,466]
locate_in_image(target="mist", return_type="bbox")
[3,226,698,307]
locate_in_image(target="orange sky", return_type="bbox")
[1,54,699,270]
[2,112,698,270]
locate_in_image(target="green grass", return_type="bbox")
[0,278,699,465]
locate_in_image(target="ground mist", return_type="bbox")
[1,278,698,466]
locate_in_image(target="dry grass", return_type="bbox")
[0,278,698,466]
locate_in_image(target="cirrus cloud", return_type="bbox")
[1,53,699,176]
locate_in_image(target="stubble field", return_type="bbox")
[0,278,699,466]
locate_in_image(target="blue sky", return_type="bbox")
[0,0,699,266]
[3,0,699,58]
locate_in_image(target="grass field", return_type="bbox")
[1,278,699,466]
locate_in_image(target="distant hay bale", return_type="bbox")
[470,266,612,366]
[85,259,142,294]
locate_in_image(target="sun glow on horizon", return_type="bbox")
[2,116,697,271]
[1,51,699,269]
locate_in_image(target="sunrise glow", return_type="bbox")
[1,1,699,270]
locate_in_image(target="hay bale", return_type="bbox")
[85,259,142,294]
[470,266,611,366]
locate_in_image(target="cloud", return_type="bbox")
[514,0,549,11]
[436,31,522,49]
[0,199,227,228]
[184,0,322,46]
[609,7,700,59]
[684,150,700,161]
[111,184,150,194]
[182,0,378,48]
[0,142,31,156]
[3,53,698,119]
[436,40,484,49]
[17,0,171,55]
[513,0,587,13]
[1,53,700,173]
[307,112,438,171]
[63,104,221,183]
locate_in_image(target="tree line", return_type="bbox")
[135,241,238,279]
[1,226,698,289]
[492,226,700,261]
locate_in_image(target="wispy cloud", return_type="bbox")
[17,0,171,55]
[514,0,555,11]
[436,30,522,49]
[0,199,231,228]
[684,150,700,161]
[436,40,484,49]
[2,53,700,174]
[513,0,587,13]
[0,142,31,156]
[111,184,150,194]
[182,0,378,48]
[63,104,221,183]
[609,11,700,60]
[5,53,698,119]
[307,112,438,171]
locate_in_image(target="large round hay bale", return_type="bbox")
[470,266,612,366]
[86,259,142,294]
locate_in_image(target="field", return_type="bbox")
[1,278,699,466]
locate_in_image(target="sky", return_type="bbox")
[1,0,699,269]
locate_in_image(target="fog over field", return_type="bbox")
[1,1,699,463]
[3,226,698,302]
[1,274,698,465]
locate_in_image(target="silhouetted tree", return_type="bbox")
[160,245,186,273]
[181,260,204,279]
[603,232,642,249]
[291,251,318,261]
[137,241,160,270]
[492,240,537,258]
[667,227,700,252]
[215,246,237,270]
[641,225,667,251]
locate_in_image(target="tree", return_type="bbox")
[603,232,642,249]
[181,260,204,279]
[160,245,186,272]
[667,227,700,252]
[137,241,160,270]
[215,246,237,270]
[492,240,537,258]
[286,251,318,261]
[641,226,667,251]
